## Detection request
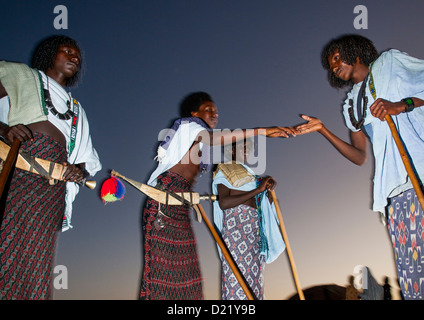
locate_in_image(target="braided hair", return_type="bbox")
[321,34,379,88]
[31,35,82,87]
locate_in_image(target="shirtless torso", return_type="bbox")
[27,121,66,148]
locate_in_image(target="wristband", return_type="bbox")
[402,97,415,113]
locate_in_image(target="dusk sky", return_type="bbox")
[2,0,424,300]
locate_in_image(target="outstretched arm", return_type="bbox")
[199,126,299,146]
[295,115,367,166]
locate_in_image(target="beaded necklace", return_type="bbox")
[36,70,79,156]
[347,63,378,130]
[44,76,75,120]
[348,73,369,130]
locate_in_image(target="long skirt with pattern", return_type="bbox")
[221,204,265,300]
[139,171,203,300]
[0,133,67,300]
[387,188,424,300]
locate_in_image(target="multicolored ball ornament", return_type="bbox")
[100,176,126,203]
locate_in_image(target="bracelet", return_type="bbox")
[402,97,415,113]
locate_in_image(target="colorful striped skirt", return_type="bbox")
[139,171,203,300]
[387,188,424,300]
[221,204,265,300]
[0,133,67,300]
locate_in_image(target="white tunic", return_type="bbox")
[342,49,424,213]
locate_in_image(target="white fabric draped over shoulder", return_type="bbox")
[147,118,209,186]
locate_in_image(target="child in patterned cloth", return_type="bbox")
[212,139,285,299]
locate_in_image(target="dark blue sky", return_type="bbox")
[2,0,424,299]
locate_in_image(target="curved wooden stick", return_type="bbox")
[270,190,305,300]
[385,115,424,210]
[194,204,255,300]
[0,138,20,198]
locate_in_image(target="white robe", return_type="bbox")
[342,49,424,213]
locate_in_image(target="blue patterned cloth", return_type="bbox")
[387,188,424,299]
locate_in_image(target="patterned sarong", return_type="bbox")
[0,133,67,300]
[221,204,265,300]
[387,188,424,300]
[139,171,203,300]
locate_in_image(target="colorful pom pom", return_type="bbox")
[100,176,126,203]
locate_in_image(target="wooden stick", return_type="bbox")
[0,138,20,199]
[270,190,305,300]
[194,203,255,300]
[385,115,424,210]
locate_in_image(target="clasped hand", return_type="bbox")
[369,98,404,121]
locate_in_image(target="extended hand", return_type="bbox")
[266,126,298,138]
[295,115,324,134]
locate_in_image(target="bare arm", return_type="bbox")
[370,97,424,120]
[296,115,367,166]
[217,176,276,210]
[198,126,299,146]
[319,124,367,166]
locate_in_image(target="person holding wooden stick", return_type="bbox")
[139,91,297,300]
[0,35,101,299]
[296,34,424,300]
[212,138,285,300]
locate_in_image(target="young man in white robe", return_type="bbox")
[296,34,424,300]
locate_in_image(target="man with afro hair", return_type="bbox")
[296,34,424,300]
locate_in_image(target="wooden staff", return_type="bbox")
[194,203,255,300]
[0,138,20,198]
[270,190,305,300]
[386,115,424,210]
